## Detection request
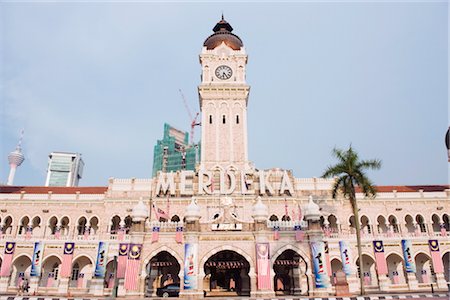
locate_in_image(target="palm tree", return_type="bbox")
[321,146,381,295]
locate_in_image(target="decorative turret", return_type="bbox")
[7,130,25,186]
[203,15,243,50]
[131,199,149,223]
[304,195,321,222]
[251,196,269,222]
[185,197,201,222]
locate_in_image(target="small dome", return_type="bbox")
[304,195,321,221]
[132,200,148,222]
[185,197,201,222]
[203,16,243,50]
[252,196,269,222]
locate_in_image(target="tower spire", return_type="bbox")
[7,130,25,186]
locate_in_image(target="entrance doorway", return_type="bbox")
[145,251,180,297]
[273,249,308,295]
[203,250,250,297]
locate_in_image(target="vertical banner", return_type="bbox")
[310,241,329,288]
[30,241,44,276]
[0,242,16,276]
[183,243,198,290]
[339,241,353,275]
[373,240,388,275]
[94,241,108,278]
[324,242,332,277]
[117,243,129,279]
[428,240,444,273]
[124,244,143,290]
[60,242,75,278]
[255,243,271,290]
[401,239,416,273]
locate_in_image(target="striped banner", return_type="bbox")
[117,243,129,279]
[428,240,444,273]
[60,242,75,277]
[256,243,271,290]
[124,244,143,291]
[373,240,388,275]
[175,226,183,243]
[152,226,160,243]
[0,242,15,276]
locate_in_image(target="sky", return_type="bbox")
[0,1,448,187]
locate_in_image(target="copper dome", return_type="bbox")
[203,16,243,50]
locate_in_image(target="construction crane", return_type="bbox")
[179,89,201,145]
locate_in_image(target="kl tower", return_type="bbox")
[7,131,25,186]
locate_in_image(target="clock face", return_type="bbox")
[215,65,233,80]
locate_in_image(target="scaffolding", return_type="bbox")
[152,123,200,177]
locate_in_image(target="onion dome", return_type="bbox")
[132,199,149,222]
[203,15,243,50]
[252,196,269,222]
[185,197,201,222]
[304,195,321,221]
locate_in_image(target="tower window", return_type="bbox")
[236,115,239,124]
[209,115,212,124]
[222,115,226,124]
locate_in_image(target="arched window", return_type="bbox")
[77,217,87,235]
[416,215,426,233]
[282,215,291,221]
[171,215,180,222]
[269,215,278,221]
[236,115,239,124]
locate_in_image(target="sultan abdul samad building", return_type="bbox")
[0,17,449,298]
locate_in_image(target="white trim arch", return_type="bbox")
[199,244,255,276]
[271,244,311,272]
[142,245,184,277]
[42,254,63,265]
[11,253,32,265]
[72,254,95,266]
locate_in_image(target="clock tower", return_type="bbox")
[198,16,250,171]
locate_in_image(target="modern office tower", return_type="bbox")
[45,152,84,187]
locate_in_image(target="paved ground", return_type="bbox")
[1,294,449,300]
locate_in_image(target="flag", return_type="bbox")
[124,244,142,291]
[17,272,24,288]
[152,203,168,221]
[60,242,75,278]
[284,198,289,218]
[176,226,183,243]
[152,226,160,242]
[118,227,125,241]
[363,272,371,285]
[297,203,303,221]
[0,242,15,276]
[54,227,61,239]
[294,225,304,241]
[428,240,444,273]
[373,240,388,275]
[117,243,129,279]
[108,273,115,288]
[47,272,55,287]
[440,224,447,237]
[421,269,429,283]
[393,271,399,284]
[273,226,280,240]
[25,226,32,240]
[256,243,271,290]
[77,273,85,288]
[83,227,90,240]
